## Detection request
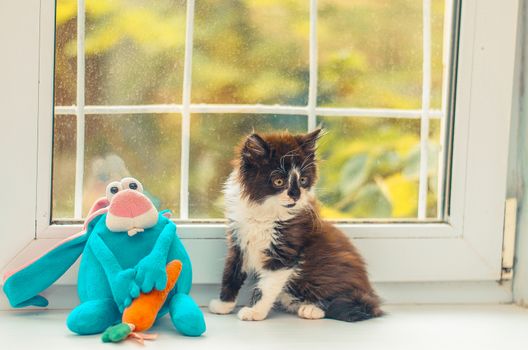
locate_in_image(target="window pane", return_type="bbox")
[84,0,186,105]
[80,114,181,217]
[52,0,453,222]
[54,0,77,106]
[52,115,76,219]
[431,0,446,110]
[189,114,307,218]
[318,0,446,109]
[193,0,309,105]
[427,118,442,217]
[317,116,441,219]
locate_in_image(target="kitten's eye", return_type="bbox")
[300,176,308,185]
[273,178,285,187]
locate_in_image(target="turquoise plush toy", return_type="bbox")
[3,177,206,338]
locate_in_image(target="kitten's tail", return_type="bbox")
[325,295,383,322]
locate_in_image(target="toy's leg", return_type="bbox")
[66,299,121,335]
[169,293,206,337]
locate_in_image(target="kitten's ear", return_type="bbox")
[242,133,269,162]
[297,128,323,153]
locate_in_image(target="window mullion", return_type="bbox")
[418,0,432,220]
[308,0,318,131]
[73,0,86,219]
[180,0,195,220]
[55,104,444,118]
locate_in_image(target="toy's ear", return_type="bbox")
[87,197,110,216]
[3,224,94,308]
[3,196,109,309]
[83,197,110,230]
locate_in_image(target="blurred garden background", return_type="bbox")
[52,0,448,220]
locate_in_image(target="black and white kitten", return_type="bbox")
[209,129,382,321]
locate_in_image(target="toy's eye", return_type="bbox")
[105,181,123,201]
[273,178,285,187]
[300,176,308,185]
[120,177,144,193]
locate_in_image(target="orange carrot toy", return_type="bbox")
[102,260,183,344]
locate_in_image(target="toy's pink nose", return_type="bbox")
[109,190,154,218]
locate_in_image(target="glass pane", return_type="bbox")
[84,0,186,105]
[427,119,441,217]
[317,116,441,219]
[431,0,446,110]
[193,0,309,105]
[318,0,446,109]
[54,0,77,106]
[189,114,307,218]
[82,114,181,217]
[52,0,452,222]
[52,115,77,219]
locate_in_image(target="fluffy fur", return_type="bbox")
[209,129,382,322]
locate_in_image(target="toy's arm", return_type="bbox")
[172,233,192,294]
[146,222,175,263]
[90,233,124,278]
[135,222,176,293]
[90,233,140,311]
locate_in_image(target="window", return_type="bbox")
[52,0,453,222]
[0,0,517,291]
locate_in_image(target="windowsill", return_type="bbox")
[0,282,513,311]
[1,305,527,349]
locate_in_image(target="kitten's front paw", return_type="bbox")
[297,304,325,320]
[237,306,267,321]
[209,299,236,315]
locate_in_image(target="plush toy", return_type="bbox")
[3,177,206,340]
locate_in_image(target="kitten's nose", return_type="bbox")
[287,185,301,201]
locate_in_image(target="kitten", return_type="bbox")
[209,129,382,322]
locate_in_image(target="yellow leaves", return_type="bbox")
[324,130,418,168]
[57,0,118,26]
[192,59,244,97]
[83,29,121,55]
[86,0,119,18]
[60,0,186,56]
[320,205,351,219]
[56,0,76,26]
[394,134,419,156]
[382,173,418,218]
[119,10,185,51]
[243,73,303,102]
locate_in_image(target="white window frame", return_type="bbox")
[0,0,520,292]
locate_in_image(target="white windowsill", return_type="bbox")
[0,282,513,311]
[1,305,527,349]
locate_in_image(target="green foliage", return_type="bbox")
[317,118,440,219]
[52,0,446,220]
[339,153,369,195]
[349,183,392,218]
